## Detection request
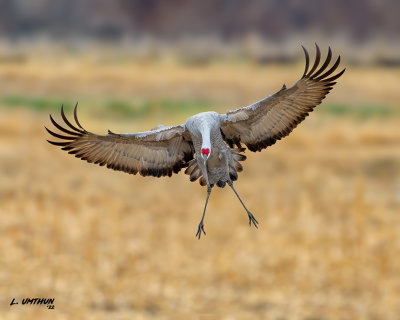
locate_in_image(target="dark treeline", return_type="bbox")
[0,0,397,42]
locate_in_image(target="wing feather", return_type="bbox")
[47,104,194,177]
[221,44,345,152]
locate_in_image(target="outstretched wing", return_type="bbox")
[46,105,194,177]
[220,44,345,152]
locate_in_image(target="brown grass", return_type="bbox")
[0,60,399,319]
[0,56,399,108]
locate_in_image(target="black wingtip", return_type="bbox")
[47,139,71,146]
[306,43,321,77]
[324,67,346,83]
[73,102,85,131]
[315,55,341,81]
[49,113,80,136]
[310,46,333,79]
[45,126,76,140]
[60,104,85,134]
[301,45,310,78]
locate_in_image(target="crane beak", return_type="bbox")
[202,154,208,166]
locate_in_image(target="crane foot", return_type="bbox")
[196,221,206,239]
[247,211,259,228]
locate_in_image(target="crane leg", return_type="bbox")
[196,185,211,239]
[228,181,258,228]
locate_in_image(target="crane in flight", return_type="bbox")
[46,44,345,239]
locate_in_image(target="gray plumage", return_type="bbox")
[46,44,345,238]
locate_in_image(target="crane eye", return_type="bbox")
[201,148,210,157]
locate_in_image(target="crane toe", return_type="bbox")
[196,222,206,239]
[247,212,259,228]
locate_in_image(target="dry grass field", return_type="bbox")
[0,57,399,319]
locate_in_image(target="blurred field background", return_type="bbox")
[0,1,400,319]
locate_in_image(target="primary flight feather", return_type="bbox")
[46,44,345,239]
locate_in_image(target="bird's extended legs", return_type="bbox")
[228,181,258,228]
[196,185,211,239]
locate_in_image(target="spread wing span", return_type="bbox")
[221,44,345,152]
[46,105,194,177]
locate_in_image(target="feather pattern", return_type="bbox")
[46,104,194,177]
[220,44,345,152]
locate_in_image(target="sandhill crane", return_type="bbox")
[46,44,345,239]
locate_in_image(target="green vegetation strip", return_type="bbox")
[322,103,397,119]
[0,96,69,112]
[0,95,212,118]
[0,95,397,119]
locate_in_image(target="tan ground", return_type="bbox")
[0,55,398,108]
[0,59,399,319]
